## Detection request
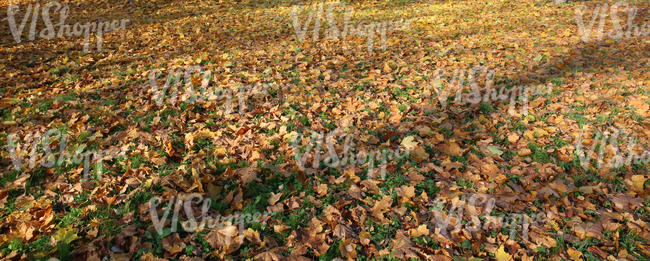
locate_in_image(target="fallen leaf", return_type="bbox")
[495,245,513,261]
[487,146,503,156]
[567,247,583,261]
[268,192,283,205]
[401,136,419,150]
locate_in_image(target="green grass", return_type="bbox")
[566,113,588,128]
[529,143,553,163]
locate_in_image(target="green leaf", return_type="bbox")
[487,146,503,156]
[53,227,78,245]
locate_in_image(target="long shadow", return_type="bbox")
[430,35,649,191]
[512,38,649,88]
[443,35,650,126]
[0,0,432,103]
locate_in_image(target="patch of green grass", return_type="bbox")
[384,172,408,189]
[566,113,588,128]
[439,127,454,137]
[28,236,52,256]
[49,66,71,76]
[550,77,563,87]
[104,99,118,106]
[596,113,614,124]
[463,123,478,132]
[368,218,400,245]
[553,136,570,148]
[37,100,53,112]
[506,173,523,185]
[298,114,310,126]
[451,155,467,163]
[0,169,20,187]
[56,93,78,103]
[320,240,342,260]
[619,229,649,260]
[510,120,527,132]
[529,144,552,163]
[194,138,213,151]
[58,207,83,228]
[129,154,147,169]
[25,168,47,195]
[127,190,154,212]
[456,179,474,188]
[458,238,473,252]
[284,206,312,230]
[64,73,80,83]
[415,179,440,197]
[470,147,485,157]
[572,104,587,112]
[479,102,494,114]
[412,235,440,250]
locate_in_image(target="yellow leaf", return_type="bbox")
[627,175,648,193]
[215,146,227,156]
[507,132,520,143]
[533,127,549,138]
[401,136,418,150]
[53,227,78,245]
[314,183,328,197]
[567,247,583,261]
[495,245,512,261]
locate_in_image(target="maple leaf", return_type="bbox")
[495,245,513,261]
[567,248,583,261]
[339,238,358,259]
[205,225,241,252]
[371,195,393,221]
[314,183,328,197]
[443,141,464,156]
[254,250,282,261]
[626,175,648,194]
[236,167,259,185]
[268,192,283,205]
[244,228,262,245]
[389,231,421,259]
[401,136,418,150]
[53,227,78,245]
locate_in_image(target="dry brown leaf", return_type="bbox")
[268,192,283,206]
[370,196,393,221]
[236,167,259,185]
[314,184,328,197]
[567,247,583,261]
[627,175,647,193]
